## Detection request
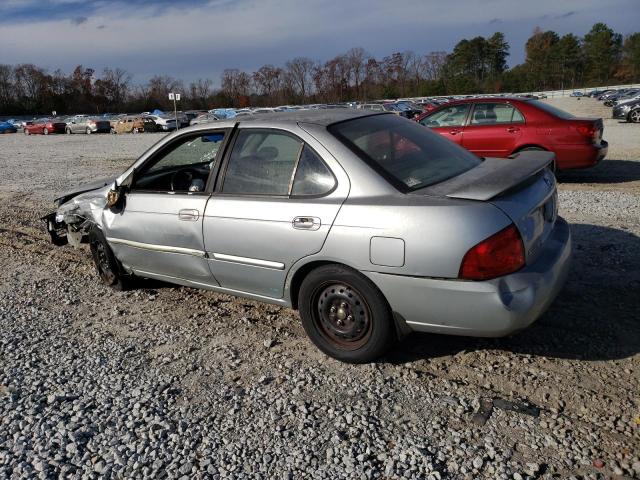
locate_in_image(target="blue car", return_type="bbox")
[0,121,18,134]
[569,91,583,97]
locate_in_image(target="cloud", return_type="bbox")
[0,0,637,83]
[71,16,88,25]
[557,11,578,19]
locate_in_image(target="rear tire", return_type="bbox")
[86,127,92,135]
[89,227,133,291]
[298,264,395,363]
[43,128,48,135]
[66,127,72,134]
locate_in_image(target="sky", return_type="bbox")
[0,0,638,87]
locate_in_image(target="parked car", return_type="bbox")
[24,118,67,135]
[190,113,219,126]
[45,110,570,363]
[569,91,583,97]
[145,115,177,132]
[64,115,111,134]
[607,90,640,107]
[6,119,27,132]
[111,116,147,134]
[612,98,640,123]
[0,121,17,134]
[416,97,608,170]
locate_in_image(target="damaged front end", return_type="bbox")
[43,178,114,248]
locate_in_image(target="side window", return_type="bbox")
[470,103,525,125]
[420,104,470,127]
[222,130,302,195]
[291,146,336,196]
[133,132,226,192]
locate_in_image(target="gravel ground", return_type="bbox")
[0,100,639,480]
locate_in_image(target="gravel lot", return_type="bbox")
[0,99,638,479]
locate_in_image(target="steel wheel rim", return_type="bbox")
[94,242,115,284]
[312,282,372,350]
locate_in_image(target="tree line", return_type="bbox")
[0,22,638,116]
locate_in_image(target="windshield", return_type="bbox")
[329,114,481,191]
[530,100,575,119]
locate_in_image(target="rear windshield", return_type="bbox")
[329,114,481,191]
[530,100,575,119]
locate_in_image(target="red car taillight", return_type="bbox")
[575,124,597,142]
[459,224,525,280]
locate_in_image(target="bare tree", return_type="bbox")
[285,57,315,99]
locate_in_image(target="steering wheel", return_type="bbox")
[170,168,198,191]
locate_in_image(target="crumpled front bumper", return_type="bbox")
[43,212,68,246]
[364,217,572,337]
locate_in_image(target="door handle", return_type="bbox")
[449,129,461,135]
[507,127,520,133]
[178,209,199,221]
[292,216,321,231]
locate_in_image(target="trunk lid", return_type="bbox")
[416,152,558,264]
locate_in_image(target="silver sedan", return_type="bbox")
[45,110,571,363]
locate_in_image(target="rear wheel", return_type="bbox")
[86,127,92,134]
[110,127,116,134]
[299,265,395,363]
[66,127,72,134]
[24,129,30,135]
[43,128,48,135]
[89,227,133,291]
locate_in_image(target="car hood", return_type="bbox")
[55,177,115,206]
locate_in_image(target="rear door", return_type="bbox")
[417,103,470,146]
[203,127,348,299]
[461,102,524,157]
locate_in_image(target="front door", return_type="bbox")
[203,127,346,299]
[461,102,524,157]
[418,103,470,146]
[103,130,229,282]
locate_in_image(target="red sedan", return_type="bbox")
[24,118,67,135]
[415,98,608,170]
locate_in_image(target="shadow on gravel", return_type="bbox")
[558,159,640,184]
[388,223,640,364]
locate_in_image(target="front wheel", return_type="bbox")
[298,265,395,363]
[43,128,48,135]
[630,109,640,123]
[89,227,133,291]
[86,127,92,134]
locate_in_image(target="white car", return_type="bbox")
[146,115,177,132]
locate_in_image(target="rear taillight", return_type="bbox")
[575,124,597,142]
[459,224,525,280]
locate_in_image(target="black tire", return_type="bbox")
[89,227,132,291]
[66,127,72,134]
[298,264,395,363]
[630,109,640,124]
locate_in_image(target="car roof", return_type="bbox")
[232,108,379,126]
[441,96,532,104]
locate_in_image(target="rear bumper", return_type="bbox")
[364,217,572,337]
[555,141,608,170]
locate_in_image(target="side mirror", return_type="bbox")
[106,187,123,208]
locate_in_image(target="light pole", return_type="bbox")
[169,92,181,130]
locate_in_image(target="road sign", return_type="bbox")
[169,93,175,100]
[175,94,181,101]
